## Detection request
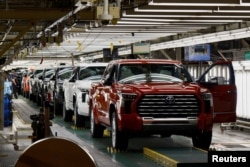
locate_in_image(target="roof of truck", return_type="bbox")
[110,59,182,65]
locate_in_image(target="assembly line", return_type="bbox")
[1,58,250,167]
[2,1,250,166]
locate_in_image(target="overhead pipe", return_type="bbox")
[98,0,113,21]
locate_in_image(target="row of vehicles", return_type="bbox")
[22,59,237,151]
[24,63,108,125]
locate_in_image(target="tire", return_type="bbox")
[74,100,85,127]
[36,94,41,106]
[90,107,104,138]
[32,93,37,102]
[111,112,129,151]
[29,93,33,101]
[63,101,72,122]
[192,130,212,150]
[54,98,62,115]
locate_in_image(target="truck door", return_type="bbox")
[198,61,237,123]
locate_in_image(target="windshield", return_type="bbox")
[79,66,106,80]
[118,64,193,84]
[44,69,55,78]
[58,69,73,80]
[33,69,43,78]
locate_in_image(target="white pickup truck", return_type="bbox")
[62,63,108,127]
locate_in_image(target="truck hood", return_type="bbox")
[76,80,100,90]
[118,82,201,94]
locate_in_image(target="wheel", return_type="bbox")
[54,98,62,115]
[32,93,37,102]
[36,94,41,106]
[14,144,19,151]
[63,101,72,122]
[111,112,129,151]
[74,100,85,127]
[29,93,33,101]
[192,130,212,150]
[90,107,104,138]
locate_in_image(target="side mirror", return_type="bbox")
[104,79,112,86]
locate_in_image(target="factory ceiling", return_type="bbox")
[1,0,250,67]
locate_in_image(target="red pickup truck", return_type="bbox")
[89,59,237,150]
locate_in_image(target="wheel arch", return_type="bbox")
[73,93,77,106]
[109,103,116,124]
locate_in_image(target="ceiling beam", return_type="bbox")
[0,22,36,57]
[0,9,71,20]
[0,25,43,33]
[76,9,96,20]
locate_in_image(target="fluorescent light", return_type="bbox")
[134,7,250,14]
[213,10,250,13]
[134,8,212,13]
[120,18,242,23]
[147,27,250,52]
[148,1,250,7]
[123,13,250,18]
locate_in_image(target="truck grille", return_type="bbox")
[137,94,200,118]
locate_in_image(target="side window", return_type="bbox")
[200,64,231,85]
[78,69,87,80]
[59,70,72,80]
[79,67,102,80]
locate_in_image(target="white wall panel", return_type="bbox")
[235,70,244,118]
[233,61,250,120]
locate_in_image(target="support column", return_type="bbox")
[175,48,182,61]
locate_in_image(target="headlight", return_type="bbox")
[121,93,137,100]
[201,92,212,101]
[119,93,137,114]
[78,88,89,93]
[201,92,213,113]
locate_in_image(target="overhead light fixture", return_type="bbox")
[148,0,250,7]
[134,8,212,13]
[213,10,250,13]
[148,27,250,51]
[123,12,250,19]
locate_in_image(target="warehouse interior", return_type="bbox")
[1,1,250,167]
